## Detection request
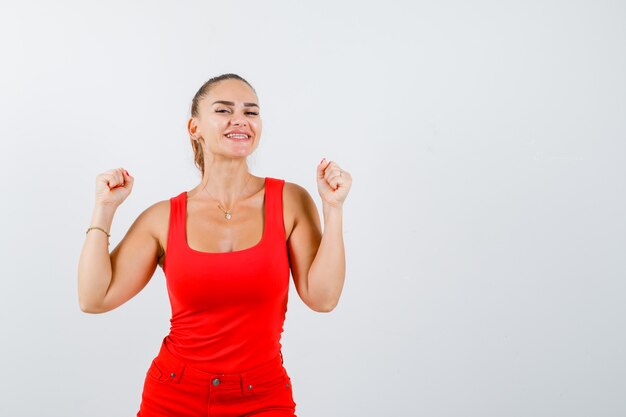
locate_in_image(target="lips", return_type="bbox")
[225,133,250,139]
[224,130,252,142]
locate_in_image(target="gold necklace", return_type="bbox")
[201,175,253,220]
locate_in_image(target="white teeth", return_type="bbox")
[226,133,249,139]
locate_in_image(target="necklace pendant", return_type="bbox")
[225,212,232,220]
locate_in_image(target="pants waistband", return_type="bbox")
[154,336,286,389]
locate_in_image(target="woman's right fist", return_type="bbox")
[95,168,134,208]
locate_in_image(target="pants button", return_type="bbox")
[248,384,253,390]
[212,378,221,386]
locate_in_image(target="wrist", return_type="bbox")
[90,205,116,233]
[323,203,343,218]
[86,226,111,245]
[93,203,117,217]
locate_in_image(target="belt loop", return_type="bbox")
[280,350,284,364]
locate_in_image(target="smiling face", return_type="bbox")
[188,78,262,159]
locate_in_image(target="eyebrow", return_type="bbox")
[212,100,259,108]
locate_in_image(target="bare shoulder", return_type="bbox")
[283,181,311,200]
[282,181,319,239]
[134,198,171,266]
[283,181,312,213]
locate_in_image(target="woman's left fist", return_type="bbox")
[317,158,352,208]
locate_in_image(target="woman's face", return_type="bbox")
[189,79,262,160]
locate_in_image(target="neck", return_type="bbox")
[198,157,253,206]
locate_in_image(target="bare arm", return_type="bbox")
[287,159,352,312]
[306,204,345,311]
[77,202,163,313]
[77,168,162,314]
[77,204,116,312]
[286,184,345,312]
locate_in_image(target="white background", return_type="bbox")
[0,1,625,416]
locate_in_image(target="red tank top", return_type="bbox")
[161,177,290,373]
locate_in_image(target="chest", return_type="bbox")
[156,190,296,268]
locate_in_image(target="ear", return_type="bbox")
[187,117,199,139]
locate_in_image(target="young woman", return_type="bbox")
[77,73,352,416]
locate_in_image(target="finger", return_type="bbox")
[325,161,342,177]
[317,158,332,178]
[317,159,325,178]
[328,174,342,186]
[103,172,123,189]
[109,170,122,187]
[325,167,342,183]
[123,169,133,186]
[327,161,340,170]
[117,168,125,185]
[330,175,344,190]
[101,173,114,187]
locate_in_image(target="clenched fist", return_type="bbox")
[317,158,352,208]
[95,168,134,208]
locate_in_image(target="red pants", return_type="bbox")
[136,338,297,417]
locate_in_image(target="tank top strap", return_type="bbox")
[264,177,286,244]
[162,191,186,272]
[172,190,187,227]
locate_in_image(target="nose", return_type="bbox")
[231,116,247,127]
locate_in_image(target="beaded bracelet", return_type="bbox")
[86,226,111,246]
